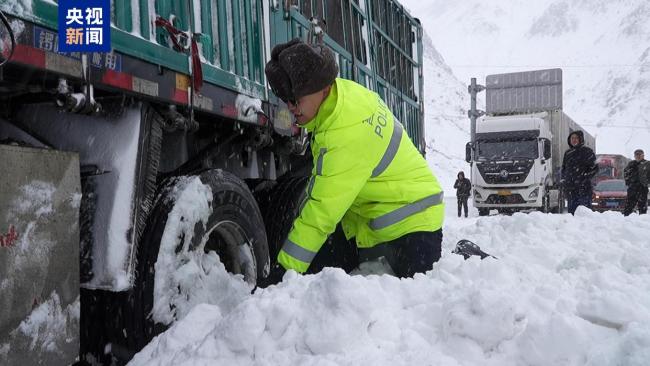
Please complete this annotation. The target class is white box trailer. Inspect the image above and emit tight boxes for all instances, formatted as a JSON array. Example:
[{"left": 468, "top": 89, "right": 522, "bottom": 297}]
[{"left": 548, "top": 110, "right": 596, "bottom": 177}]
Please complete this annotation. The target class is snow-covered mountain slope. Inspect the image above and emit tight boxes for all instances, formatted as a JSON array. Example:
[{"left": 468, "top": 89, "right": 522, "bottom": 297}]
[
  {"left": 403, "top": 0, "right": 650, "bottom": 156},
  {"left": 420, "top": 33, "right": 471, "bottom": 192}
]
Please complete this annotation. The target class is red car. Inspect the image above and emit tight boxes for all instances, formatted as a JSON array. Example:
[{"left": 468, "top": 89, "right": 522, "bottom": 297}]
[{"left": 592, "top": 179, "right": 627, "bottom": 212}]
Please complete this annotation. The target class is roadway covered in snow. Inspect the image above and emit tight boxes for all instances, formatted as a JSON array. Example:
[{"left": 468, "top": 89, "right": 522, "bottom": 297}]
[{"left": 129, "top": 200, "right": 650, "bottom": 366}]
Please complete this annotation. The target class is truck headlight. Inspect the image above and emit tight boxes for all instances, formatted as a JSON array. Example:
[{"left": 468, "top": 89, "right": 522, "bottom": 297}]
[
  {"left": 528, "top": 187, "right": 539, "bottom": 199},
  {"left": 474, "top": 189, "right": 482, "bottom": 199}
]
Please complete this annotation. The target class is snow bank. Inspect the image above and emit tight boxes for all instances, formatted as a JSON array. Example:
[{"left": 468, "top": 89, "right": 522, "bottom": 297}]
[{"left": 130, "top": 207, "right": 650, "bottom": 366}]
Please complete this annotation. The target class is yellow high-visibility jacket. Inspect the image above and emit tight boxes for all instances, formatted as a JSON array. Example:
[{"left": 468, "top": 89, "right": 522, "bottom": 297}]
[{"left": 278, "top": 78, "right": 444, "bottom": 272}]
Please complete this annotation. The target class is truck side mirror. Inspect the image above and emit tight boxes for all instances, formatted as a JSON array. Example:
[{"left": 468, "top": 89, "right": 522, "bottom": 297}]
[
  {"left": 465, "top": 142, "right": 472, "bottom": 163},
  {"left": 543, "top": 139, "right": 551, "bottom": 160}
]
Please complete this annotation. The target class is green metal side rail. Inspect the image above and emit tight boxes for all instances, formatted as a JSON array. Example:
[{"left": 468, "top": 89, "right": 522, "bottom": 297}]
[
  {"left": 3, "top": 0, "right": 423, "bottom": 149},
  {"left": 7, "top": 0, "right": 267, "bottom": 98},
  {"left": 271, "top": 0, "right": 424, "bottom": 149}
]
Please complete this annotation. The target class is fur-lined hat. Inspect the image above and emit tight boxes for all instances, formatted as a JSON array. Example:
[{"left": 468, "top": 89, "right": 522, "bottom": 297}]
[{"left": 265, "top": 39, "right": 338, "bottom": 102}]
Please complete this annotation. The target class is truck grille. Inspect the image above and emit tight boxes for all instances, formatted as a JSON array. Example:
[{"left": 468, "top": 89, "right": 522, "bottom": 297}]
[
  {"left": 477, "top": 160, "right": 534, "bottom": 184},
  {"left": 485, "top": 194, "right": 526, "bottom": 204}
]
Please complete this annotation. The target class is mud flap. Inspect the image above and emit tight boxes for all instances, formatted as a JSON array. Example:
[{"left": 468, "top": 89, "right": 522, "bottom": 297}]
[{"left": 0, "top": 144, "right": 80, "bottom": 366}]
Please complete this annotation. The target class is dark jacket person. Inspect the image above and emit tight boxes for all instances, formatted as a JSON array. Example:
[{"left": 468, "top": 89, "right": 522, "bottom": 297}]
[
  {"left": 561, "top": 131, "right": 597, "bottom": 215},
  {"left": 453, "top": 171, "right": 471, "bottom": 218},
  {"left": 623, "top": 149, "right": 648, "bottom": 216}
]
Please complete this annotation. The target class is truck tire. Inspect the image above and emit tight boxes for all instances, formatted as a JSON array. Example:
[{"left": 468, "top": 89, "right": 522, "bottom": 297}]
[
  {"left": 125, "top": 170, "right": 269, "bottom": 353},
  {"left": 540, "top": 190, "right": 551, "bottom": 213},
  {"left": 552, "top": 189, "right": 565, "bottom": 214},
  {"left": 260, "top": 175, "right": 310, "bottom": 258},
  {"left": 478, "top": 208, "right": 489, "bottom": 216},
  {"left": 260, "top": 175, "right": 358, "bottom": 274}
]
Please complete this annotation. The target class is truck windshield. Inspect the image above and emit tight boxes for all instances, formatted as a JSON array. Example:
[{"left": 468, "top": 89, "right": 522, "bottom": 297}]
[
  {"left": 596, "top": 166, "right": 613, "bottom": 178},
  {"left": 595, "top": 180, "right": 627, "bottom": 192},
  {"left": 477, "top": 139, "right": 538, "bottom": 161}
]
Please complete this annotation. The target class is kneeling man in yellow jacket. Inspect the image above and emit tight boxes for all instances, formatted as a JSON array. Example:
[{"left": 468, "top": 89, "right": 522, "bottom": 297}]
[{"left": 261, "top": 39, "right": 444, "bottom": 285}]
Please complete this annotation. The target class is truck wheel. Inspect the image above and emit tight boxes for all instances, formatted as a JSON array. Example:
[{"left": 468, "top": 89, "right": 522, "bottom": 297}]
[
  {"left": 126, "top": 170, "right": 269, "bottom": 352},
  {"left": 541, "top": 191, "right": 551, "bottom": 213},
  {"left": 260, "top": 175, "right": 310, "bottom": 258},
  {"left": 478, "top": 208, "right": 489, "bottom": 216},
  {"left": 260, "top": 175, "right": 358, "bottom": 274},
  {"left": 550, "top": 195, "right": 560, "bottom": 214},
  {"left": 551, "top": 190, "right": 565, "bottom": 214}
]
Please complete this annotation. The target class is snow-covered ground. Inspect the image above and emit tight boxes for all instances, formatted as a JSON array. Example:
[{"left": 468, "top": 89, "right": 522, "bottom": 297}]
[{"left": 129, "top": 198, "right": 650, "bottom": 366}]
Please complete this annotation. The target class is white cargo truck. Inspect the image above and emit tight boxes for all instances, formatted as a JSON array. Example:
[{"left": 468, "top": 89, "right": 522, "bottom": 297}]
[{"left": 465, "top": 69, "right": 595, "bottom": 215}]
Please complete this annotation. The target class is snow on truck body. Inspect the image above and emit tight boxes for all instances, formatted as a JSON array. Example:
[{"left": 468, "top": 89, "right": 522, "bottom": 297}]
[{"left": 0, "top": 0, "right": 424, "bottom": 364}]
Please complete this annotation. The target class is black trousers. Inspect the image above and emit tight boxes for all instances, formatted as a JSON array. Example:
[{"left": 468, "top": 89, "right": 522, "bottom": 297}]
[
  {"left": 457, "top": 196, "right": 469, "bottom": 217},
  {"left": 624, "top": 185, "right": 649, "bottom": 216},
  {"left": 567, "top": 190, "right": 592, "bottom": 215},
  {"left": 358, "top": 230, "right": 443, "bottom": 278},
  {"left": 307, "top": 225, "right": 443, "bottom": 278}
]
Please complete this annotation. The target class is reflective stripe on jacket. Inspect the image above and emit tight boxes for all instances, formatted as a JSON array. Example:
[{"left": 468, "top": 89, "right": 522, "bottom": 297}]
[{"left": 277, "top": 78, "right": 444, "bottom": 273}]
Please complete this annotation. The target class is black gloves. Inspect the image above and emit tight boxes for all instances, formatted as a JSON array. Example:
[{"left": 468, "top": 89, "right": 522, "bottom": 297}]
[{"left": 255, "top": 263, "right": 286, "bottom": 289}]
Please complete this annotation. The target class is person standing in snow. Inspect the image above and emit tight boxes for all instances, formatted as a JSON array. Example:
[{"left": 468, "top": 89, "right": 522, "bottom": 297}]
[
  {"left": 623, "top": 149, "right": 649, "bottom": 216},
  {"left": 561, "top": 131, "right": 597, "bottom": 215},
  {"left": 259, "top": 39, "right": 444, "bottom": 285},
  {"left": 453, "top": 171, "right": 471, "bottom": 218}
]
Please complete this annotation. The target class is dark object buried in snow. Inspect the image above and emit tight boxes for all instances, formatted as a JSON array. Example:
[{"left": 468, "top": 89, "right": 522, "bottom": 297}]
[{"left": 453, "top": 240, "right": 496, "bottom": 260}]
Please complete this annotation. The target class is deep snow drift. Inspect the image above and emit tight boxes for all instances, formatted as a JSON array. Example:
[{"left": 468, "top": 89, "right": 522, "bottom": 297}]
[{"left": 129, "top": 201, "right": 650, "bottom": 366}]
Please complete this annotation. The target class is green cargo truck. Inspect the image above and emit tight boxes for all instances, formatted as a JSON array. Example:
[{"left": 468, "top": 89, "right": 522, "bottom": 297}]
[{"left": 0, "top": 0, "right": 424, "bottom": 364}]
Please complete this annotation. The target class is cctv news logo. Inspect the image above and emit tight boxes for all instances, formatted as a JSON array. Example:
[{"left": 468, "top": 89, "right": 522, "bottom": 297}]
[{"left": 58, "top": 0, "right": 111, "bottom": 52}]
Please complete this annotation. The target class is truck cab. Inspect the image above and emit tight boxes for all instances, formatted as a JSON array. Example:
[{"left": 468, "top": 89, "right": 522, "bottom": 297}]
[{"left": 468, "top": 113, "right": 554, "bottom": 215}]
